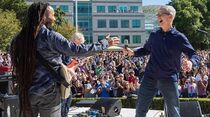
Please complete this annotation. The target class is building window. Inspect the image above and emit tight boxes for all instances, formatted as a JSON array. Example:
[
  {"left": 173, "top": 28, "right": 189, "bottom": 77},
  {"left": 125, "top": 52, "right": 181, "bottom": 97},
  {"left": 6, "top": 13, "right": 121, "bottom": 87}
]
[
  {"left": 132, "top": 20, "right": 141, "bottom": 28},
  {"left": 51, "top": 5, "right": 57, "bottom": 10},
  {"left": 108, "top": 6, "right": 116, "bottom": 13},
  {"left": 97, "top": 20, "right": 106, "bottom": 28},
  {"left": 109, "top": 20, "right": 118, "bottom": 28},
  {"left": 121, "top": 20, "right": 129, "bottom": 28},
  {"left": 133, "top": 35, "right": 141, "bottom": 44},
  {"left": 77, "top": 3, "right": 92, "bottom": 16},
  {"left": 78, "top": 21, "right": 89, "bottom": 31},
  {"left": 97, "top": 6, "right": 105, "bottom": 13},
  {"left": 60, "top": 5, "right": 69, "bottom": 12},
  {"left": 85, "top": 35, "right": 92, "bottom": 43},
  {"left": 121, "top": 35, "right": 130, "bottom": 44},
  {"left": 119, "top": 5, "right": 128, "bottom": 13},
  {"left": 130, "top": 6, "right": 138, "bottom": 12},
  {"left": 98, "top": 35, "right": 104, "bottom": 41}
]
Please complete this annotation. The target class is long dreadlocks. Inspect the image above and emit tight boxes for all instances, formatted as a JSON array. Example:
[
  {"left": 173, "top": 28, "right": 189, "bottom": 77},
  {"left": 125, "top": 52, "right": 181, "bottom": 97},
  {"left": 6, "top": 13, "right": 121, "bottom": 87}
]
[{"left": 10, "top": 2, "right": 49, "bottom": 117}]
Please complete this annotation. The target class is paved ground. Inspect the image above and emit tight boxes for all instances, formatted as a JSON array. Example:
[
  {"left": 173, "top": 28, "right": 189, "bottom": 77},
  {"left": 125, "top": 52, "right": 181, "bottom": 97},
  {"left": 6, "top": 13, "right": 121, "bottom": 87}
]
[{"left": 68, "top": 107, "right": 164, "bottom": 117}]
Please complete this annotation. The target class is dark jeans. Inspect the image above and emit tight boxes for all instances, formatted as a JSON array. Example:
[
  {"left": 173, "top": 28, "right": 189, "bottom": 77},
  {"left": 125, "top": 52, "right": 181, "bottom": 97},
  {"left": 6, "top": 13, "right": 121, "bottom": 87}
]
[
  {"left": 30, "top": 86, "right": 61, "bottom": 117},
  {"left": 188, "top": 93, "right": 197, "bottom": 98},
  {"left": 135, "top": 76, "right": 180, "bottom": 117}
]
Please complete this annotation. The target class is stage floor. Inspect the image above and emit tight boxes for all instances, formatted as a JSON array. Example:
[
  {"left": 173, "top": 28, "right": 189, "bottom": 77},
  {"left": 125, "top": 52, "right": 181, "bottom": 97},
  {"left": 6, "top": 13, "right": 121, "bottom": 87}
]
[{"left": 67, "top": 107, "right": 164, "bottom": 117}]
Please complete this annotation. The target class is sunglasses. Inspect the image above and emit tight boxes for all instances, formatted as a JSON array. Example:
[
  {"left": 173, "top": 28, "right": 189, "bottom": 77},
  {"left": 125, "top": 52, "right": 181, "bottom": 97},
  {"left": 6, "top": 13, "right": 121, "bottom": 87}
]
[{"left": 156, "top": 13, "right": 171, "bottom": 17}]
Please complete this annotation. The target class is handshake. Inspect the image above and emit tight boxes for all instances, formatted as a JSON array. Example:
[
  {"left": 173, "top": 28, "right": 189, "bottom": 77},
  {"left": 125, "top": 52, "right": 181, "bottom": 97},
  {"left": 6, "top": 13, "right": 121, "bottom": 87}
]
[
  {"left": 71, "top": 32, "right": 133, "bottom": 56},
  {"left": 106, "top": 33, "right": 134, "bottom": 56}
]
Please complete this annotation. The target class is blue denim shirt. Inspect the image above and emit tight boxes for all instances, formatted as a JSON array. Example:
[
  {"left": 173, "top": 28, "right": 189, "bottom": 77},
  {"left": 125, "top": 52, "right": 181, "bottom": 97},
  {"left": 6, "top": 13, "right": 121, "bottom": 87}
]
[
  {"left": 30, "top": 25, "right": 109, "bottom": 95},
  {"left": 133, "top": 27, "right": 200, "bottom": 81}
]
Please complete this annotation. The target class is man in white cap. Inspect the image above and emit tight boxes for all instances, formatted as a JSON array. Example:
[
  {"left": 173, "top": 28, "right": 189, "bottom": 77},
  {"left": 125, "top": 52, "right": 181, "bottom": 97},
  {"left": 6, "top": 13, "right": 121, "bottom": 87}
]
[{"left": 124, "top": 5, "right": 200, "bottom": 117}]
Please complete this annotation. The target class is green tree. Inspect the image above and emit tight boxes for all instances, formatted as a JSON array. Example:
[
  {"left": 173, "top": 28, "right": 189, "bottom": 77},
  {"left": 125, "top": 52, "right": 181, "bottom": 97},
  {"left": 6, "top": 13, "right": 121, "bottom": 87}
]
[
  {"left": 169, "top": 0, "right": 209, "bottom": 49},
  {"left": 54, "top": 7, "right": 66, "bottom": 26},
  {"left": 191, "top": 0, "right": 209, "bottom": 49},
  {"left": 53, "top": 7, "right": 76, "bottom": 39},
  {"left": 203, "top": 1, "right": 210, "bottom": 49},
  {"left": 0, "top": 9, "right": 20, "bottom": 51},
  {"left": 54, "top": 21, "right": 76, "bottom": 39},
  {"left": 204, "top": 1, "right": 210, "bottom": 28},
  {"left": 0, "top": 0, "right": 28, "bottom": 25}
]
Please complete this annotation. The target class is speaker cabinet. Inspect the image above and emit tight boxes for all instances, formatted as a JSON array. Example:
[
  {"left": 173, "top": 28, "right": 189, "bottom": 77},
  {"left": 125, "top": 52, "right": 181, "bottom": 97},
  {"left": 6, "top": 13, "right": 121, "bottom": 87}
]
[
  {"left": 0, "top": 79, "right": 13, "bottom": 95},
  {"left": 180, "top": 101, "right": 202, "bottom": 117},
  {"left": 0, "top": 82, "right": 8, "bottom": 94},
  {"left": 76, "top": 100, "right": 97, "bottom": 107},
  {"left": 0, "top": 95, "right": 19, "bottom": 117},
  {"left": 90, "top": 98, "right": 122, "bottom": 117}
]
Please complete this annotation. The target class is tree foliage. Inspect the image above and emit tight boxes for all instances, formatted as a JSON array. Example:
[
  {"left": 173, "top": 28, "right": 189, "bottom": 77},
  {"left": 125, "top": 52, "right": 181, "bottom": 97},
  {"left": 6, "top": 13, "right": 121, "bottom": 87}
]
[
  {"left": 0, "top": 0, "right": 28, "bottom": 25},
  {"left": 54, "top": 21, "right": 76, "bottom": 39},
  {"left": 54, "top": 7, "right": 66, "bottom": 26},
  {"left": 204, "top": 1, "right": 210, "bottom": 28},
  {"left": 53, "top": 7, "right": 76, "bottom": 39},
  {"left": 0, "top": 9, "right": 20, "bottom": 51},
  {"left": 0, "top": 0, "right": 76, "bottom": 52},
  {"left": 169, "top": 0, "right": 210, "bottom": 49}
]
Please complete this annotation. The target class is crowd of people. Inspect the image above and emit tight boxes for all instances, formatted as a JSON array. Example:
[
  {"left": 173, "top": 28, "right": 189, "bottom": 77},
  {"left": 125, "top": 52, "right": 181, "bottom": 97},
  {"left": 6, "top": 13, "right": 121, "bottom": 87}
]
[
  {"left": 0, "top": 51, "right": 11, "bottom": 66},
  {"left": 67, "top": 50, "right": 210, "bottom": 99},
  {"left": 179, "top": 50, "right": 210, "bottom": 98},
  {"left": 1, "top": 49, "right": 209, "bottom": 98},
  {"left": 70, "top": 51, "right": 142, "bottom": 98},
  {"left": 0, "top": 51, "right": 12, "bottom": 75}
]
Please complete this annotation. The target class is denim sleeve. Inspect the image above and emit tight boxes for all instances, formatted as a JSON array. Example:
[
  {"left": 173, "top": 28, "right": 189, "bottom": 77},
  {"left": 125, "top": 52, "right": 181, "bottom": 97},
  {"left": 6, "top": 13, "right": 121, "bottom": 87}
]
[
  {"left": 62, "top": 56, "right": 72, "bottom": 65},
  {"left": 47, "top": 30, "right": 109, "bottom": 57},
  {"left": 180, "top": 33, "right": 200, "bottom": 67}
]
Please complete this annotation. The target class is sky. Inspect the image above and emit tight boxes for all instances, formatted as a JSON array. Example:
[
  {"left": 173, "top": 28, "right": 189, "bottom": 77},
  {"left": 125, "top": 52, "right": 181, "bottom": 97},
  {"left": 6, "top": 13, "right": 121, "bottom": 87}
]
[{"left": 142, "top": 0, "right": 171, "bottom": 6}]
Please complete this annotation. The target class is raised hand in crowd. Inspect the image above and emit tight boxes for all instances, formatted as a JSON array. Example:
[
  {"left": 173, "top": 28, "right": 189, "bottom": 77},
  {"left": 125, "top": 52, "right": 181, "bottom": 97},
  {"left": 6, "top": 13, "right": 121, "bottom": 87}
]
[
  {"left": 181, "top": 57, "right": 193, "bottom": 73},
  {"left": 104, "top": 33, "right": 120, "bottom": 46}
]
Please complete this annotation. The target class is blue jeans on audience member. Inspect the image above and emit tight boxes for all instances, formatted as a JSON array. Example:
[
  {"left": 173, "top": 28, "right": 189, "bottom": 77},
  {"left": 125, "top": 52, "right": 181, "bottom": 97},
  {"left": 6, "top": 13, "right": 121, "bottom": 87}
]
[
  {"left": 61, "top": 95, "right": 72, "bottom": 117},
  {"left": 135, "top": 76, "right": 180, "bottom": 117},
  {"left": 188, "top": 93, "right": 197, "bottom": 98}
]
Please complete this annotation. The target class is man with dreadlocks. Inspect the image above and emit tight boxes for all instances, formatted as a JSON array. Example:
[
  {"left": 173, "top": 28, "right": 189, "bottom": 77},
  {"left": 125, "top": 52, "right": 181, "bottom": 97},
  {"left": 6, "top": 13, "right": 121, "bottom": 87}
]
[{"left": 10, "top": 2, "right": 119, "bottom": 117}]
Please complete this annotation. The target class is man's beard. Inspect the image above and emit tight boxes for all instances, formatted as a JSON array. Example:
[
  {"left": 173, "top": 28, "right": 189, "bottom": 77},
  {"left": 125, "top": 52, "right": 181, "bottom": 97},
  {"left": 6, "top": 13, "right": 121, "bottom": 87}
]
[{"left": 45, "top": 21, "right": 53, "bottom": 29}]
